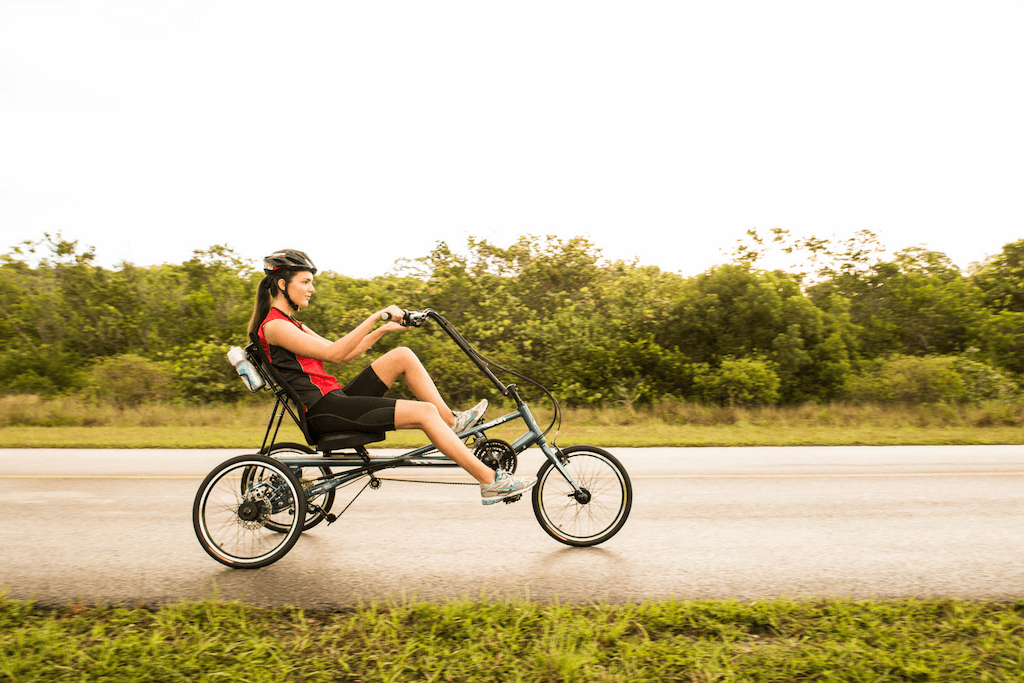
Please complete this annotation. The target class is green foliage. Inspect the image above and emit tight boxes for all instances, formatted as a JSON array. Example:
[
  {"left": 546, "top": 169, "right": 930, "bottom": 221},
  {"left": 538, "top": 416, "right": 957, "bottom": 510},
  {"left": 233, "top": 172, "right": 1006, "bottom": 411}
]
[
  {"left": 166, "top": 339, "right": 250, "bottom": 403},
  {"left": 4, "top": 231, "right": 1024, "bottom": 407},
  {"left": 693, "top": 356, "right": 782, "bottom": 406},
  {"left": 950, "top": 352, "right": 1020, "bottom": 401},
  {"left": 810, "top": 247, "right": 983, "bottom": 358},
  {"left": 0, "top": 344, "right": 89, "bottom": 397},
  {"left": 846, "top": 355, "right": 959, "bottom": 404},
  {"left": 971, "top": 238, "right": 1024, "bottom": 312},
  {"left": 974, "top": 310, "right": 1024, "bottom": 375},
  {"left": 657, "top": 265, "right": 853, "bottom": 402},
  {"left": 87, "top": 354, "right": 178, "bottom": 408},
  {"left": 845, "top": 353, "right": 1020, "bottom": 405}
]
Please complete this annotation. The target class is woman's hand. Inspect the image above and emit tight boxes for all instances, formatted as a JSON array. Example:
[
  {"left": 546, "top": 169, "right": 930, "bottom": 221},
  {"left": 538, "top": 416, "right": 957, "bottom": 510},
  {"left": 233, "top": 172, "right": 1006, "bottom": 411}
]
[
  {"left": 380, "top": 304, "right": 405, "bottom": 320},
  {"left": 378, "top": 305, "right": 409, "bottom": 331}
]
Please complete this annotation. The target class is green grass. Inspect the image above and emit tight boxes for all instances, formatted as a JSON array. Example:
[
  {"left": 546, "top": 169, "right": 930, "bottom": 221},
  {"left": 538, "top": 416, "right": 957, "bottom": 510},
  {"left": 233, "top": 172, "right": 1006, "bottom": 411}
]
[
  {"left": 3, "top": 395, "right": 1024, "bottom": 448},
  {"left": 2, "top": 595, "right": 1023, "bottom": 682}
]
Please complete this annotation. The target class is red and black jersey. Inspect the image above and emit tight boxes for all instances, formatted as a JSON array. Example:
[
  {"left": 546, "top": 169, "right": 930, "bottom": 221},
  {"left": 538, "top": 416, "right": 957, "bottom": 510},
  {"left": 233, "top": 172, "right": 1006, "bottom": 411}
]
[{"left": 258, "top": 308, "right": 341, "bottom": 410}]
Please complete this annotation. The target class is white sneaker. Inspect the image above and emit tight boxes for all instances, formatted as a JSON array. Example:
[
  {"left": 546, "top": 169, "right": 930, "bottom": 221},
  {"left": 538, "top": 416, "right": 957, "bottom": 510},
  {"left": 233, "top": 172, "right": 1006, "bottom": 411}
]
[
  {"left": 452, "top": 399, "right": 487, "bottom": 434},
  {"left": 480, "top": 469, "right": 536, "bottom": 505}
]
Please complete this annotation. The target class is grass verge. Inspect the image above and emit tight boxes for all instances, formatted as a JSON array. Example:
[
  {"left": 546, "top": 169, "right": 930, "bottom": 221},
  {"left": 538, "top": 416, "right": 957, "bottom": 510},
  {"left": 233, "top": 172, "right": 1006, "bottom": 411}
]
[
  {"left": 2, "top": 595, "right": 1023, "bottom": 682},
  {"left": 3, "top": 396, "right": 1024, "bottom": 448}
]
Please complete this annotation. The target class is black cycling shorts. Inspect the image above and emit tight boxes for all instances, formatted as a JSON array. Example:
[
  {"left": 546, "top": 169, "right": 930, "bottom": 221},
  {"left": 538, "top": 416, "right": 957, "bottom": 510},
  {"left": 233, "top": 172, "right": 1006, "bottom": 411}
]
[{"left": 305, "top": 365, "right": 397, "bottom": 434}]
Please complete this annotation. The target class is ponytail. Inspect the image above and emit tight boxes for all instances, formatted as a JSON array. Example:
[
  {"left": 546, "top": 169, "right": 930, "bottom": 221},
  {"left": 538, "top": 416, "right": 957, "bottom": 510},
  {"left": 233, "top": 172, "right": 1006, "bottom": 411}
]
[
  {"left": 247, "top": 270, "right": 302, "bottom": 337},
  {"left": 247, "top": 275, "right": 275, "bottom": 338}
]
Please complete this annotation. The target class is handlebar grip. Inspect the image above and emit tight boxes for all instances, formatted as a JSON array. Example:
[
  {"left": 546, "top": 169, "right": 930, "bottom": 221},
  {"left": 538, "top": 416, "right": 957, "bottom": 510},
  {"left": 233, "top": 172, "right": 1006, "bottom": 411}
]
[{"left": 380, "top": 312, "right": 392, "bottom": 321}]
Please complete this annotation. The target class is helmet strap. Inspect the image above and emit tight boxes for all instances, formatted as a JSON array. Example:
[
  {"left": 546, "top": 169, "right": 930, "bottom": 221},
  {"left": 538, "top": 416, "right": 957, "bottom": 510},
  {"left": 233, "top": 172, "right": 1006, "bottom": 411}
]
[
  {"left": 283, "top": 289, "right": 300, "bottom": 312},
  {"left": 275, "top": 273, "right": 300, "bottom": 312}
]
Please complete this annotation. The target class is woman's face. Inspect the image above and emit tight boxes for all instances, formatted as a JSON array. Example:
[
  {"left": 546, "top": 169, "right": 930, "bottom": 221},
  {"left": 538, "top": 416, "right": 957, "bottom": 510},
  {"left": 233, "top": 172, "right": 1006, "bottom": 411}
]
[{"left": 281, "top": 270, "right": 315, "bottom": 308}]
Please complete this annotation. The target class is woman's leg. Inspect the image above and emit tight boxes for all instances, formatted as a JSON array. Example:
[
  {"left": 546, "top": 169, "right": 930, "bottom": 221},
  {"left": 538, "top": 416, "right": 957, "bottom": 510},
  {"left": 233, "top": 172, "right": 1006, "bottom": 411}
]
[
  {"left": 394, "top": 399, "right": 494, "bottom": 484},
  {"left": 371, "top": 348, "right": 456, "bottom": 427}
]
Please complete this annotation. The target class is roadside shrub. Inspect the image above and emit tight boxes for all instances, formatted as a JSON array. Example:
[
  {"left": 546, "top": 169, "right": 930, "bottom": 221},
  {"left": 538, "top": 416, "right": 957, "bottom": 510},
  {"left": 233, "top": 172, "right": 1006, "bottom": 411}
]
[
  {"left": 846, "top": 355, "right": 965, "bottom": 404},
  {"left": 975, "top": 311, "right": 1024, "bottom": 375},
  {"left": 167, "top": 339, "right": 249, "bottom": 403},
  {"left": 88, "top": 354, "right": 178, "bottom": 408},
  {"left": 951, "top": 353, "right": 1019, "bottom": 401},
  {"left": 692, "top": 357, "right": 781, "bottom": 406},
  {"left": 0, "top": 344, "right": 89, "bottom": 397},
  {"left": 553, "top": 338, "right": 692, "bottom": 408}
]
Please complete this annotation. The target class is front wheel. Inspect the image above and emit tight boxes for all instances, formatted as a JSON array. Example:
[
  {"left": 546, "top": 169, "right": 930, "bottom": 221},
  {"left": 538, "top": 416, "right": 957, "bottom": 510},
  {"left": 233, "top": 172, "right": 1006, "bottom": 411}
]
[
  {"left": 193, "top": 454, "right": 306, "bottom": 569},
  {"left": 532, "top": 445, "right": 631, "bottom": 547}
]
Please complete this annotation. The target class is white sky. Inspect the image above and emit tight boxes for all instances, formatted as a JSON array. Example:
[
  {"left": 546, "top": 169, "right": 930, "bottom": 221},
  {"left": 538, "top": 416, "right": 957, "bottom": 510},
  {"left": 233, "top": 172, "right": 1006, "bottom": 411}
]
[{"left": 2, "top": 1, "right": 1022, "bottom": 277}]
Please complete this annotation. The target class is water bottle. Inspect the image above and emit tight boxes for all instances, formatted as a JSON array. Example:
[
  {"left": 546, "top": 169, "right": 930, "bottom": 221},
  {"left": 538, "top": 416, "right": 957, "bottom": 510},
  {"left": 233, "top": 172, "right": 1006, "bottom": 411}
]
[{"left": 227, "top": 346, "right": 265, "bottom": 392}]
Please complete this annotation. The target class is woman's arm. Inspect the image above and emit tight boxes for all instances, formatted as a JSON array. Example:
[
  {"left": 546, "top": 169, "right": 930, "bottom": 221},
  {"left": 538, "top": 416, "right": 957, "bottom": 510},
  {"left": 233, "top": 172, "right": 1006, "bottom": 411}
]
[{"left": 263, "top": 305, "right": 407, "bottom": 364}]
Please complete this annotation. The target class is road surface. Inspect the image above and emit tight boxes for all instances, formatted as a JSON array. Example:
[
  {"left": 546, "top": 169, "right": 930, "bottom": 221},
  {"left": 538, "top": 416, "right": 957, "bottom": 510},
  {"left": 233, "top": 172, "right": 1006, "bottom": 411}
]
[{"left": 1, "top": 446, "right": 1021, "bottom": 607}]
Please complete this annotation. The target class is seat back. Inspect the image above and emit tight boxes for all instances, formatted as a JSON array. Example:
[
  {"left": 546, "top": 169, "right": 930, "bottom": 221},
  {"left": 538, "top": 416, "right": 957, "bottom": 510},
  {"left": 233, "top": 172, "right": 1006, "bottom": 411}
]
[
  {"left": 246, "top": 333, "right": 385, "bottom": 452},
  {"left": 247, "top": 333, "right": 317, "bottom": 444}
]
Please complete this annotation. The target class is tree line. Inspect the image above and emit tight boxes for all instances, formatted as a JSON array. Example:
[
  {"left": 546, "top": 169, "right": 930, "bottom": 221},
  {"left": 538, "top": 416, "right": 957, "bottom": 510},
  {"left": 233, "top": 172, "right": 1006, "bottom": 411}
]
[{"left": 2, "top": 230, "right": 1023, "bottom": 408}]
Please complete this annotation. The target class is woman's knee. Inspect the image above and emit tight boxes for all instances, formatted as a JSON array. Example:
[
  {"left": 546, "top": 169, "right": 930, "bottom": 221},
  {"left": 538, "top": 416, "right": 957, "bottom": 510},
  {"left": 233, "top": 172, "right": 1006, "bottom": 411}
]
[
  {"left": 371, "top": 347, "right": 414, "bottom": 383},
  {"left": 392, "top": 346, "right": 420, "bottom": 366},
  {"left": 377, "top": 347, "right": 417, "bottom": 370},
  {"left": 395, "top": 399, "right": 440, "bottom": 429}
]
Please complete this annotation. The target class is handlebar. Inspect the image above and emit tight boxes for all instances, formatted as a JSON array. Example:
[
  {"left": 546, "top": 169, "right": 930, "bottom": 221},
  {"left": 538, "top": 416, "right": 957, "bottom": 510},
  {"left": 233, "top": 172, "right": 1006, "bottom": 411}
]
[
  {"left": 378, "top": 306, "right": 562, "bottom": 436},
  {"left": 379, "top": 309, "right": 430, "bottom": 328},
  {"left": 380, "top": 308, "right": 506, "bottom": 393}
]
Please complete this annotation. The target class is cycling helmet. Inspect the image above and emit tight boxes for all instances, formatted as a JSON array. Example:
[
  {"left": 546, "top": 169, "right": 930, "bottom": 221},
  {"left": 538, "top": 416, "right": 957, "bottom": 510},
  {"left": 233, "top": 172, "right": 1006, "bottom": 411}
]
[
  {"left": 262, "top": 249, "right": 316, "bottom": 312},
  {"left": 263, "top": 249, "right": 317, "bottom": 275}
]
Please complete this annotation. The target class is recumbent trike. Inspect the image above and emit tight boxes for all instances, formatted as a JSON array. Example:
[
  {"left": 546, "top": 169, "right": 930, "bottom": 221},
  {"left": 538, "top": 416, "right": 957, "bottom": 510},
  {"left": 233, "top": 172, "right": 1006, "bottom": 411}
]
[{"left": 192, "top": 309, "right": 632, "bottom": 569}]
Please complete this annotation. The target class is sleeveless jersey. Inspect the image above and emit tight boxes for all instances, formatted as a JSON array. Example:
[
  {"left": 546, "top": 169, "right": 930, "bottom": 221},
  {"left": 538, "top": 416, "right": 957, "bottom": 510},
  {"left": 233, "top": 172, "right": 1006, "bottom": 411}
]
[{"left": 258, "top": 308, "right": 342, "bottom": 409}]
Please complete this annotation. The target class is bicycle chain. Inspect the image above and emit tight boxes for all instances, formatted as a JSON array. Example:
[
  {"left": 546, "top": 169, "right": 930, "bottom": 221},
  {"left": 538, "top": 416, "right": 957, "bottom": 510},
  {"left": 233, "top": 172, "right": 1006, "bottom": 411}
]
[
  {"left": 323, "top": 459, "right": 531, "bottom": 525},
  {"left": 377, "top": 477, "right": 476, "bottom": 486}
]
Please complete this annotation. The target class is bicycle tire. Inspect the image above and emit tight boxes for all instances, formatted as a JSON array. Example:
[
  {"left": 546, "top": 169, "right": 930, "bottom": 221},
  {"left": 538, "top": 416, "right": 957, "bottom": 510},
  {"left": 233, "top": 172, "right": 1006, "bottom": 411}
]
[
  {"left": 193, "top": 454, "right": 306, "bottom": 569},
  {"left": 532, "top": 445, "right": 631, "bottom": 547}
]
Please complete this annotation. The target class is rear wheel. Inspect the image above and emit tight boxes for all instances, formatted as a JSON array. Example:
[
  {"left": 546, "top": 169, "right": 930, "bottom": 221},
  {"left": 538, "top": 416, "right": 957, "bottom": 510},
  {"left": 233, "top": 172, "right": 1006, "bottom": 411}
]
[
  {"left": 532, "top": 445, "right": 631, "bottom": 547},
  {"left": 193, "top": 454, "right": 306, "bottom": 569}
]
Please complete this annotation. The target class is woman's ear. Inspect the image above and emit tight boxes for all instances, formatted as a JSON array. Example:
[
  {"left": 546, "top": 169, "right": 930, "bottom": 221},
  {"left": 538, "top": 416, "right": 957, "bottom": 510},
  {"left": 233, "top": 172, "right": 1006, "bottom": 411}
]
[{"left": 276, "top": 277, "right": 287, "bottom": 293}]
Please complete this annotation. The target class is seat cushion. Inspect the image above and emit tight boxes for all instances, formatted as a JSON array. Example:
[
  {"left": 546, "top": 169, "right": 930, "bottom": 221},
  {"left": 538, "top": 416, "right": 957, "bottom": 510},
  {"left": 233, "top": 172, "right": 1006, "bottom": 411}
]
[{"left": 316, "top": 431, "right": 386, "bottom": 452}]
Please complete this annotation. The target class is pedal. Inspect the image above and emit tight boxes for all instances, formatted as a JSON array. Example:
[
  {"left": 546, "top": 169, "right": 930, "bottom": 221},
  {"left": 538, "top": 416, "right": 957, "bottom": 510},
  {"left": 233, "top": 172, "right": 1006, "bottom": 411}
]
[
  {"left": 502, "top": 494, "right": 522, "bottom": 505},
  {"left": 325, "top": 513, "right": 337, "bottom": 525}
]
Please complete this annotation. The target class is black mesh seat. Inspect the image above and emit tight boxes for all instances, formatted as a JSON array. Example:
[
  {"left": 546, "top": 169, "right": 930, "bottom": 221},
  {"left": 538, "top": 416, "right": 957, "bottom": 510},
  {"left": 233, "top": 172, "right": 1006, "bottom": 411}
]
[{"left": 246, "top": 333, "right": 386, "bottom": 453}]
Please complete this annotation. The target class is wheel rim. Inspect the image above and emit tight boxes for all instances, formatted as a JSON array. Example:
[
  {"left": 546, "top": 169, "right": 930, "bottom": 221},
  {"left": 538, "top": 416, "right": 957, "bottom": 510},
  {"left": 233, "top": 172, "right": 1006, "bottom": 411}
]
[
  {"left": 536, "top": 451, "right": 628, "bottom": 543},
  {"left": 198, "top": 461, "right": 302, "bottom": 565}
]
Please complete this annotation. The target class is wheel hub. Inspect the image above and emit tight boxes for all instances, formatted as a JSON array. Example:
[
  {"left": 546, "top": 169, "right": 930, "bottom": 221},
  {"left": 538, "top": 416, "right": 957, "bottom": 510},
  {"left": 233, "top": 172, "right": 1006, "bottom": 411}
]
[
  {"left": 572, "top": 488, "right": 592, "bottom": 505},
  {"left": 237, "top": 500, "right": 263, "bottom": 522}
]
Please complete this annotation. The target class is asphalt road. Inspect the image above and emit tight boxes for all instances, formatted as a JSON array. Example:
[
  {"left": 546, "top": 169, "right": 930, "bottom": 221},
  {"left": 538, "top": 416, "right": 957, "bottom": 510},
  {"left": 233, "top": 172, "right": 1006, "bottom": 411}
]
[{"left": 1, "top": 446, "right": 1022, "bottom": 607}]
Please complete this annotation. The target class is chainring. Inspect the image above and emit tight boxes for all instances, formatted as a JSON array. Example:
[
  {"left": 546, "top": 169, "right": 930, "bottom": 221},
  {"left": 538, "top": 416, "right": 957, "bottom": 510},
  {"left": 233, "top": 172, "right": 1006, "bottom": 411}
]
[{"left": 473, "top": 438, "right": 518, "bottom": 475}]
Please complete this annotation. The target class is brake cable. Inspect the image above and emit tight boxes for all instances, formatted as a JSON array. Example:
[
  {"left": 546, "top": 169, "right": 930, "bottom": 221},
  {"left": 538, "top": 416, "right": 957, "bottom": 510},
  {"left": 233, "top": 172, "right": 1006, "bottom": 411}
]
[
  {"left": 404, "top": 309, "right": 563, "bottom": 444},
  {"left": 477, "top": 353, "right": 562, "bottom": 442}
]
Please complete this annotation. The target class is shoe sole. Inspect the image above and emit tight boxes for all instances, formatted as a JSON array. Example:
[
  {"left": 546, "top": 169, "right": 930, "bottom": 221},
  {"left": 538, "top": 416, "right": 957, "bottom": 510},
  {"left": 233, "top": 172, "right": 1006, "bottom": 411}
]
[{"left": 454, "top": 409, "right": 486, "bottom": 436}]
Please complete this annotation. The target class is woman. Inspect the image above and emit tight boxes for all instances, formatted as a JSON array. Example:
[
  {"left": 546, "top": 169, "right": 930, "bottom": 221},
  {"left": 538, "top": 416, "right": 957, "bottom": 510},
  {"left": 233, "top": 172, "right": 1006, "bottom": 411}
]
[{"left": 248, "top": 249, "right": 535, "bottom": 505}]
